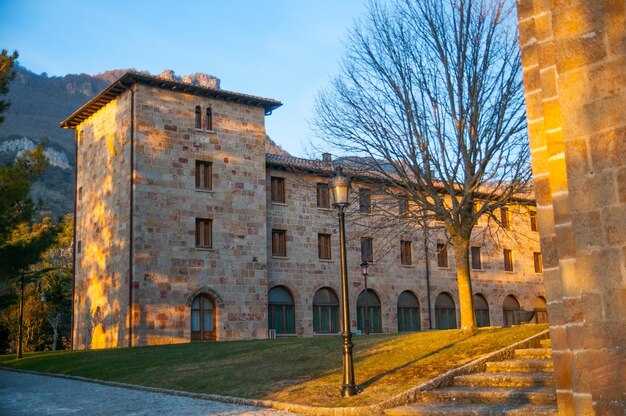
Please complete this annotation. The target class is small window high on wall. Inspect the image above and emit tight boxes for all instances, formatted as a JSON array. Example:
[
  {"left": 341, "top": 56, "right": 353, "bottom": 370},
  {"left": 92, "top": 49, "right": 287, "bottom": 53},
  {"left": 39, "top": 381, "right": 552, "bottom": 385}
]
[
  {"left": 205, "top": 107, "right": 213, "bottom": 130},
  {"left": 195, "top": 106, "right": 201, "bottom": 129}
]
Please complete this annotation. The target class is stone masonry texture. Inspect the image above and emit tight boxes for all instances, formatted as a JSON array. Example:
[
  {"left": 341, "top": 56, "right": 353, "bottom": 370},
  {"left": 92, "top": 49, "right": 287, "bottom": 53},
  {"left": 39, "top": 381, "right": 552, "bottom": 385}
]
[
  {"left": 70, "top": 73, "right": 546, "bottom": 352},
  {"left": 516, "top": 0, "right": 625, "bottom": 414}
]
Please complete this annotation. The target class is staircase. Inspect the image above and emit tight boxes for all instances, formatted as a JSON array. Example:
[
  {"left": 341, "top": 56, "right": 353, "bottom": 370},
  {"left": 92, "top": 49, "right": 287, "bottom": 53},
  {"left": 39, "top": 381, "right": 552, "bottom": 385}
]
[{"left": 385, "top": 339, "right": 557, "bottom": 416}]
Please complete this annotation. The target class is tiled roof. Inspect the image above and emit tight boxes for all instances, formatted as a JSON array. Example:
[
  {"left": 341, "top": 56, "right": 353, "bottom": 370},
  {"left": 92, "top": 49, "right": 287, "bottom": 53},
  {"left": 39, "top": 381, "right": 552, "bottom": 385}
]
[
  {"left": 60, "top": 71, "right": 282, "bottom": 129},
  {"left": 265, "top": 153, "right": 336, "bottom": 175}
]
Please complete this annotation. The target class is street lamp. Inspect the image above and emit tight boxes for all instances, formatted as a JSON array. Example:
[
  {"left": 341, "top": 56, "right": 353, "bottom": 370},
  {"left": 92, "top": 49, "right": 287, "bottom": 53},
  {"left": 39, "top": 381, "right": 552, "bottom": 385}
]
[
  {"left": 17, "top": 270, "right": 25, "bottom": 359},
  {"left": 329, "top": 166, "right": 357, "bottom": 397},
  {"left": 360, "top": 261, "right": 369, "bottom": 335}
]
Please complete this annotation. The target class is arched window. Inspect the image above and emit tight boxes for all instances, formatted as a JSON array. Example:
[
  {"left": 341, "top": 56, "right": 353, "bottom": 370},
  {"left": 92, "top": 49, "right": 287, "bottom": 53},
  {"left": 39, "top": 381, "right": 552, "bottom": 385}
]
[
  {"left": 268, "top": 286, "right": 295, "bottom": 334},
  {"left": 191, "top": 294, "right": 216, "bottom": 341},
  {"left": 435, "top": 292, "right": 457, "bottom": 329},
  {"left": 357, "top": 289, "right": 382, "bottom": 333},
  {"left": 313, "top": 287, "right": 339, "bottom": 333},
  {"left": 205, "top": 107, "right": 213, "bottom": 130},
  {"left": 473, "top": 293, "right": 490, "bottom": 327},
  {"left": 397, "top": 291, "right": 420, "bottom": 332},
  {"left": 503, "top": 295, "right": 521, "bottom": 326},
  {"left": 194, "top": 105, "right": 201, "bottom": 129},
  {"left": 533, "top": 296, "right": 548, "bottom": 323}
]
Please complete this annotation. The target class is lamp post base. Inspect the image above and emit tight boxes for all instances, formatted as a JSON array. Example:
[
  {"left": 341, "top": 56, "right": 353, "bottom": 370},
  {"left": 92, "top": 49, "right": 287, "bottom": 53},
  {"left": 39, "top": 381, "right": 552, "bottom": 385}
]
[{"left": 342, "top": 384, "right": 358, "bottom": 397}]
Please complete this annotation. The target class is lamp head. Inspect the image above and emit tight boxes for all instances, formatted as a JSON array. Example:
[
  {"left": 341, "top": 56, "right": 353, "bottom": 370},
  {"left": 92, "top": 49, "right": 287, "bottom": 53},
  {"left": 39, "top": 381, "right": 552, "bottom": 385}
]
[
  {"left": 360, "top": 261, "right": 369, "bottom": 276},
  {"left": 330, "top": 166, "right": 351, "bottom": 207}
]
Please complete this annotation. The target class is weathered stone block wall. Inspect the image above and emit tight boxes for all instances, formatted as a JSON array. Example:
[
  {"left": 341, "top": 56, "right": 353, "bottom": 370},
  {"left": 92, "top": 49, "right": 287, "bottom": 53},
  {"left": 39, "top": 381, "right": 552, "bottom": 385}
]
[
  {"left": 74, "top": 93, "right": 132, "bottom": 350},
  {"left": 131, "top": 84, "right": 269, "bottom": 345},
  {"left": 517, "top": 0, "right": 625, "bottom": 414},
  {"left": 266, "top": 168, "right": 544, "bottom": 334}
]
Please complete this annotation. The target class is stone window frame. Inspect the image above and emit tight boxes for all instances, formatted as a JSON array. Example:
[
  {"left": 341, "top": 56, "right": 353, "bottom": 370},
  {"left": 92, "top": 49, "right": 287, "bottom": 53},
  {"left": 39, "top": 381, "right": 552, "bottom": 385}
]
[
  {"left": 503, "top": 248, "right": 514, "bottom": 272},
  {"left": 204, "top": 107, "right": 213, "bottom": 131},
  {"left": 195, "top": 160, "right": 212, "bottom": 191},
  {"left": 529, "top": 210, "right": 538, "bottom": 232},
  {"left": 471, "top": 246, "right": 483, "bottom": 270},
  {"left": 361, "top": 237, "right": 374, "bottom": 263},
  {"left": 316, "top": 183, "right": 330, "bottom": 208},
  {"left": 195, "top": 218, "right": 213, "bottom": 248},
  {"left": 533, "top": 252, "right": 543, "bottom": 273},
  {"left": 400, "top": 240, "right": 412, "bottom": 265},
  {"left": 359, "top": 188, "right": 371, "bottom": 213},
  {"left": 318, "top": 233, "right": 332, "bottom": 260},
  {"left": 272, "top": 229, "right": 287, "bottom": 257},
  {"left": 194, "top": 105, "right": 202, "bottom": 130},
  {"left": 500, "top": 207, "right": 511, "bottom": 229},
  {"left": 437, "top": 243, "right": 449, "bottom": 268},
  {"left": 271, "top": 176, "right": 286, "bottom": 204}
]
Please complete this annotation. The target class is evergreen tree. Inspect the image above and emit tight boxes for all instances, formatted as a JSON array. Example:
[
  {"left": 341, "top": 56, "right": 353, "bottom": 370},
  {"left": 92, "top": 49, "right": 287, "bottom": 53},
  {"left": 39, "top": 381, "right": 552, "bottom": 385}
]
[{"left": 0, "top": 49, "right": 19, "bottom": 124}]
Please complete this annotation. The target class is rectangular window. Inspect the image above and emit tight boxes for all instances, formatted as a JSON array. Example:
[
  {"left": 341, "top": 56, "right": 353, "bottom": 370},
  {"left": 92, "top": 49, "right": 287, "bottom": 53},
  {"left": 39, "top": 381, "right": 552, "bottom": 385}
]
[
  {"left": 77, "top": 240, "right": 82, "bottom": 254},
  {"left": 361, "top": 237, "right": 373, "bottom": 262},
  {"left": 398, "top": 197, "right": 408, "bottom": 215},
  {"left": 534, "top": 252, "right": 543, "bottom": 273},
  {"left": 400, "top": 240, "right": 412, "bottom": 265},
  {"left": 316, "top": 183, "right": 330, "bottom": 208},
  {"left": 78, "top": 186, "right": 83, "bottom": 200},
  {"left": 359, "top": 189, "right": 371, "bottom": 213},
  {"left": 437, "top": 243, "right": 449, "bottom": 268},
  {"left": 195, "top": 160, "right": 212, "bottom": 190},
  {"left": 501, "top": 207, "right": 511, "bottom": 229},
  {"left": 271, "top": 177, "right": 285, "bottom": 203},
  {"left": 473, "top": 201, "right": 480, "bottom": 215},
  {"left": 195, "top": 218, "right": 212, "bottom": 248},
  {"left": 530, "top": 211, "right": 538, "bottom": 232},
  {"left": 471, "top": 246, "right": 482, "bottom": 270},
  {"left": 318, "top": 233, "right": 332, "bottom": 260},
  {"left": 272, "top": 229, "right": 287, "bottom": 257},
  {"left": 503, "top": 248, "right": 514, "bottom": 271}
]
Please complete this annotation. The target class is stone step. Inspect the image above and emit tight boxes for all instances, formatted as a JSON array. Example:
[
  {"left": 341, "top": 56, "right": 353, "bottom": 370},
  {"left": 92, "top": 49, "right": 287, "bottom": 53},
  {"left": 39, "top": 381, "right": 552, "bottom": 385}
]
[
  {"left": 540, "top": 339, "right": 551, "bottom": 348},
  {"left": 514, "top": 348, "right": 553, "bottom": 359},
  {"left": 419, "top": 386, "right": 556, "bottom": 405},
  {"left": 454, "top": 372, "right": 555, "bottom": 388},
  {"left": 486, "top": 358, "right": 554, "bottom": 373},
  {"left": 384, "top": 402, "right": 558, "bottom": 416}
]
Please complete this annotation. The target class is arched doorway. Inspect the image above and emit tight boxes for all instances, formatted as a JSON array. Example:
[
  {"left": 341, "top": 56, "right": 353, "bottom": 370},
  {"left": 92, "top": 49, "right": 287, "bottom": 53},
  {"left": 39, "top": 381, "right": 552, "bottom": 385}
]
[
  {"left": 357, "top": 289, "right": 382, "bottom": 333},
  {"left": 435, "top": 292, "right": 457, "bottom": 329},
  {"left": 473, "top": 293, "right": 490, "bottom": 327},
  {"left": 268, "top": 286, "right": 295, "bottom": 334},
  {"left": 397, "top": 291, "right": 421, "bottom": 332},
  {"left": 503, "top": 295, "right": 521, "bottom": 326},
  {"left": 533, "top": 296, "right": 548, "bottom": 323},
  {"left": 313, "top": 287, "right": 339, "bottom": 333},
  {"left": 191, "top": 294, "right": 216, "bottom": 341}
]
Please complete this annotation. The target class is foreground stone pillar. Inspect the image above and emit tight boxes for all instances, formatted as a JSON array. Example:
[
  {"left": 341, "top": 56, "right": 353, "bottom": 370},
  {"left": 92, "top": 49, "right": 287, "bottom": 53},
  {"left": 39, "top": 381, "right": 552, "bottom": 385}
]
[{"left": 516, "top": 1, "right": 625, "bottom": 414}]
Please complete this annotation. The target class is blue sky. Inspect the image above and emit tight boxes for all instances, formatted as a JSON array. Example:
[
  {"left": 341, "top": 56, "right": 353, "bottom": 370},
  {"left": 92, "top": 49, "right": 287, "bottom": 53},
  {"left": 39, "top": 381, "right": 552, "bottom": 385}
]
[{"left": 0, "top": 0, "right": 369, "bottom": 156}]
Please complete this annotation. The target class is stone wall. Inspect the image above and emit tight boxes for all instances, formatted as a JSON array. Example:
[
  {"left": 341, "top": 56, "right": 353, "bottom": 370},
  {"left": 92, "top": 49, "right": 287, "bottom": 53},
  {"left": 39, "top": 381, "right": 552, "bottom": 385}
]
[
  {"left": 74, "top": 92, "right": 132, "bottom": 350},
  {"left": 266, "top": 167, "right": 545, "bottom": 334},
  {"left": 517, "top": 0, "right": 625, "bottom": 414},
  {"left": 130, "top": 84, "right": 269, "bottom": 345}
]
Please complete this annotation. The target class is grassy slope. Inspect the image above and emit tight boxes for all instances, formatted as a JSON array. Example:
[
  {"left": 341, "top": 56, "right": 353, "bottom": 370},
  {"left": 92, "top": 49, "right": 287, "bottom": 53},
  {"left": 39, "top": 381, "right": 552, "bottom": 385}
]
[{"left": 0, "top": 325, "right": 547, "bottom": 407}]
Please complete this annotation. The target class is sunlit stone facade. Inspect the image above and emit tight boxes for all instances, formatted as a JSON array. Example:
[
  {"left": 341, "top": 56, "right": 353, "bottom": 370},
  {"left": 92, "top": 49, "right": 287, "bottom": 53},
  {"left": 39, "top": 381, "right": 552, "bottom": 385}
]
[{"left": 65, "top": 72, "right": 545, "bottom": 350}]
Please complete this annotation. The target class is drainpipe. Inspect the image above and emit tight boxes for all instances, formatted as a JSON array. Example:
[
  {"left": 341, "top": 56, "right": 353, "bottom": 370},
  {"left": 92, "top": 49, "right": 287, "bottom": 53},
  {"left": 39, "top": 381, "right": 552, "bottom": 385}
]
[{"left": 128, "top": 85, "right": 135, "bottom": 347}]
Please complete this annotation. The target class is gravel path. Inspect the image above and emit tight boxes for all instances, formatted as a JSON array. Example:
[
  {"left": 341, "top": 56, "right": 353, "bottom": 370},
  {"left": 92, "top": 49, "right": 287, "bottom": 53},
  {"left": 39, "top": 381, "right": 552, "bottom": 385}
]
[{"left": 0, "top": 369, "right": 298, "bottom": 416}]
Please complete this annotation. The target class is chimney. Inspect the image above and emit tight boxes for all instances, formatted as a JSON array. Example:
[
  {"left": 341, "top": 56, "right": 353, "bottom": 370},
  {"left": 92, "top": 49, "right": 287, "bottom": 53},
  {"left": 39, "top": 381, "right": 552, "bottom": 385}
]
[{"left": 322, "top": 153, "right": 332, "bottom": 162}]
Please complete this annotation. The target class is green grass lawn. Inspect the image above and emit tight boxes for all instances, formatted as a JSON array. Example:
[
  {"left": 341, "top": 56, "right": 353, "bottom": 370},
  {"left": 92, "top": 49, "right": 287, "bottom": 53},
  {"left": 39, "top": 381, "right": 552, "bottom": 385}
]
[{"left": 0, "top": 324, "right": 547, "bottom": 407}]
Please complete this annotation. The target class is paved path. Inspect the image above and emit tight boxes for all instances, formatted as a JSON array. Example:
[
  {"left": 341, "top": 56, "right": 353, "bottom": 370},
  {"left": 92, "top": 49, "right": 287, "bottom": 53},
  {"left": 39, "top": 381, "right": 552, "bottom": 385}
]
[{"left": 0, "top": 370, "right": 298, "bottom": 416}]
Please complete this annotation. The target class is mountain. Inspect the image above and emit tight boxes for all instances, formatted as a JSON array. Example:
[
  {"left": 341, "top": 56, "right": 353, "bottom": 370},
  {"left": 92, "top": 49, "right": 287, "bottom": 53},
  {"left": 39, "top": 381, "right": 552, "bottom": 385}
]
[{"left": 0, "top": 65, "right": 286, "bottom": 218}]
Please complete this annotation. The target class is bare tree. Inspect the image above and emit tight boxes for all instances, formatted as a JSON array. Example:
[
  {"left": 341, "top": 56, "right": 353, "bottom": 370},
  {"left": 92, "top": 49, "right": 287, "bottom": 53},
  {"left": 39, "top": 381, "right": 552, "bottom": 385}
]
[{"left": 314, "top": 0, "right": 531, "bottom": 332}]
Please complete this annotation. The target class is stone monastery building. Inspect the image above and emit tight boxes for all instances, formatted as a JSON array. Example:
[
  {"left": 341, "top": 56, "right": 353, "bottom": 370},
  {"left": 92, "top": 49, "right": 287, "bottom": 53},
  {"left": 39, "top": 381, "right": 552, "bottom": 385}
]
[{"left": 62, "top": 72, "right": 546, "bottom": 349}]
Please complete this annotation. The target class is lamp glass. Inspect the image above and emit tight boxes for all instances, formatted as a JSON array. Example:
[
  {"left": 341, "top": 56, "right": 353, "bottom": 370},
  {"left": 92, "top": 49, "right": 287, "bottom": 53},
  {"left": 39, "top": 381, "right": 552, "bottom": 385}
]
[
  {"left": 361, "top": 261, "right": 369, "bottom": 276},
  {"left": 330, "top": 168, "right": 351, "bottom": 207}
]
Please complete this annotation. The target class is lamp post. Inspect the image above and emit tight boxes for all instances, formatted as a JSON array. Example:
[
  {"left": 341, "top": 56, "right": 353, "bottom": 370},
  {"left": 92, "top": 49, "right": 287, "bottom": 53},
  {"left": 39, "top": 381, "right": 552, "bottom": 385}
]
[
  {"left": 17, "top": 270, "right": 24, "bottom": 359},
  {"left": 360, "top": 261, "right": 369, "bottom": 335},
  {"left": 329, "top": 166, "right": 357, "bottom": 397}
]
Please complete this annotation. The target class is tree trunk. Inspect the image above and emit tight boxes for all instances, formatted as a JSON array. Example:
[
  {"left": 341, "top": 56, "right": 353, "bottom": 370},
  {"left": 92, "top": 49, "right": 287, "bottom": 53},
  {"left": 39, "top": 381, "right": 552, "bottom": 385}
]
[{"left": 452, "top": 235, "right": 476, "bottom": 333}]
